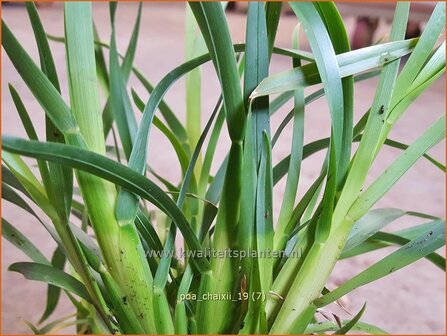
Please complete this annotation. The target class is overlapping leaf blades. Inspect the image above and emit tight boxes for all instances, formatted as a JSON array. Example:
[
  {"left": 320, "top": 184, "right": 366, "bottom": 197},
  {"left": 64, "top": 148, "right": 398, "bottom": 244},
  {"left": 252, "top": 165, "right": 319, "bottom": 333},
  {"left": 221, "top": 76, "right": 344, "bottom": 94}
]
[{"left": 2, "top": 1, "right": 445, "bottom": 334}]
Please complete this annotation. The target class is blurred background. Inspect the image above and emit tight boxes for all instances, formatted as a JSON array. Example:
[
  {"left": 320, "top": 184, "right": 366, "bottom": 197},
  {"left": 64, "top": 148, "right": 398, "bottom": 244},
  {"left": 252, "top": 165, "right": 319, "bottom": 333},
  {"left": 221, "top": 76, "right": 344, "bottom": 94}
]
[{"left": 2, "top": 2, "right": 445, "bottom": 334}]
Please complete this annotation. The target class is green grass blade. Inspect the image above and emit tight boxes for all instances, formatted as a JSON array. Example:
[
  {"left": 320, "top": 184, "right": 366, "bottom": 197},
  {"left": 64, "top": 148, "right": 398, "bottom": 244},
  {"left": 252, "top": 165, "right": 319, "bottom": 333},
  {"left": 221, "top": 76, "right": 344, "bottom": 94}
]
[
  {"left": 381, "top": 42, "right": 445, "bottom": 145},
  {"left": 152, "top": 96, "right": 221, "bottom": 334},
  {"left": 392, "top": 2, "right": 445, "bottom": 101},
  {"left": 275, "top": 25, "right": 305, "bottom": 253},
  {"left": 9, "top": 262, "right": 91, "bottom": 302},
  {"left": 27, "top": 2, "right": 72, "bottom": 213},
  {"left": 131, "top": 89, "right": 190, "bottom": 174},
  {"left": 8, "top": 84, "right": 53, "bottom": 190},
  {"left": 252, "top": 38, "right": 417, "bottom": 98},
  {"left": 265, "top": 2, "right": 282, "bottom": 57},
  {"left": 315, "top": 220, "right": 445, "bottom": 307},
  {"left": 334, "top": 2, "right": 411, "bottom": 229},
  {"left": 272, "top": 70, "right": 379, "bottom": 147},
  {"left": 2, "top": 165, "right": 30, "bottom": 197},
  {"left": 2, "top": 218, "right": 49, "bottom": 265},
  {"left": 274, "top": 132, "right": 444, "bottom": 187},
  {"left": 383, "top": 137, "right": 445, "bottom": 171},
  {"left": 103, "top": 3, "right": 143, "bottom": 137},
  {"left": 371, "top": 231, "right": 445, "bottom": 270},
  {"left": 39, "top": 247, "right": 66, "bottom": 323},
  {"left": 25, "top": 2, "right": 60, "bottom": 90},
  {"left": 8, "top": 84, "right": 39, "bottom": 142},
  {"left": 314, "top": 2, "right": 353, "bottom": 185},
  {"left": 340, "top": 221, "right": 446, "bottom": 268},
  {"left": 2, "top": 136, "right": 211, "bottom": 274},
  {"left": 344, "top": 208, "right": 406, "bottom": 252},
  {"left": 255, "top": 131, "right": 274, "bottom": 332},
  {"left": 237, "top": 113, "right": 255, "bottom": 333},
  {"left": 239, "top": 7, "right": 272, "bottom": 329},
  {"left": 349, "top": 115, "right": 445, "bottom": 221},
  {"left": 135, "top": 209, "right": 164, "bottom": 255},
  {"left": 108, "top": 6, "right": 138, "bottom": 159},
  {"left": 119, "top": 3, "right": 142, "bottom": 81},
  {"left": 198, "top": 105, "right": 225, "bottom": 195},
  {"left": 185, "top": 5, "right": 206, "bottom": 160},
  {"left": 93, "top": 25, "right": 110, "bottom": 95},
  {"left": 189, "top": 2, "right": 245, "bottom": 142},
  {"left": 2, "top": 20, "right": 79, "bottom": 136},
  {"left": 274, "top": 173, "right": 326, "bottom": 260},
  {"left": 131, "top": 67, "right": 189, "bottom": 150},
  {"left": 189, "top": 3, "right": 245, "bottom": 332},
  {"left": 244, "top": 2, "right": 270, "bottom": 159},
  {"left": 2, "top": 182, "right": 57, "bottom": 237},
  {"left": 114, "top": 38, "right": 232, "bottom": 234},
  {"left": 281, "top": 2, "right": 344, "bottom": 172},
  {"left": 2, "top": 151, "right": 56, "bottom": 219}
]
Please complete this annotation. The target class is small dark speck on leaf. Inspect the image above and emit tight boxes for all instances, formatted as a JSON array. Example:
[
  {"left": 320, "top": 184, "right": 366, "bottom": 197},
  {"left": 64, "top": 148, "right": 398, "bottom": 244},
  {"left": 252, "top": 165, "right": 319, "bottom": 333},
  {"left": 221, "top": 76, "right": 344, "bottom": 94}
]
[{"left": 428, "top": 231, "right": 433, "bottom": 236}]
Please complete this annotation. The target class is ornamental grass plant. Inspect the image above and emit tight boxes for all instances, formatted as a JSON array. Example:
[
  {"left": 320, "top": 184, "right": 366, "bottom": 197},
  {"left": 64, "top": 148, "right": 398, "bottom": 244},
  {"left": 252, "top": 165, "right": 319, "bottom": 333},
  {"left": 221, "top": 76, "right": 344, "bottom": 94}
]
[{"left": 1, "top": 1, "right": 446, "bottom": 334}]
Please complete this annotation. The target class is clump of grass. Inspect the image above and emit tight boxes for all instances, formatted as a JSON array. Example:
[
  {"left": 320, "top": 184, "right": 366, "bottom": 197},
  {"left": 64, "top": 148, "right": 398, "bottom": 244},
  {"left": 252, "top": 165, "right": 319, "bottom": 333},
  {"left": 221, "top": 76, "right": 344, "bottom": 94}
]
[{"left": 2, "top": 2, "right": 445, "bottom": 334}]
